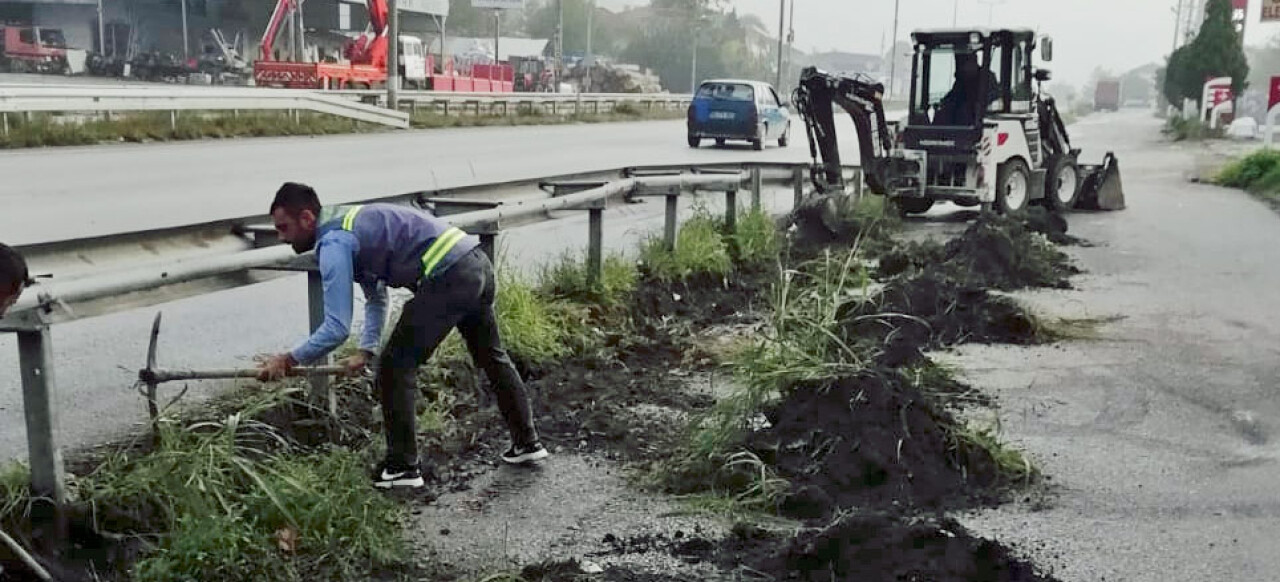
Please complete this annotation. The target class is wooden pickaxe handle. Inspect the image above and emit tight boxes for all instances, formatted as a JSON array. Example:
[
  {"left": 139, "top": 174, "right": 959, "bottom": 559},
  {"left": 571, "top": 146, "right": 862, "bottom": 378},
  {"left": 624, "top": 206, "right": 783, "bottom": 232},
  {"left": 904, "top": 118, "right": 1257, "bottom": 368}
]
[{"left": 141, "top": 365, "right": 352, "bottom": 385}]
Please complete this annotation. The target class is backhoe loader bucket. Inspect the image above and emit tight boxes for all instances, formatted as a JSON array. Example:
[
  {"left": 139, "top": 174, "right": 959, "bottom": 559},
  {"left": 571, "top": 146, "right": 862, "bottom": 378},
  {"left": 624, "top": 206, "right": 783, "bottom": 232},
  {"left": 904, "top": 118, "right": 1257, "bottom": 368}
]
[{"left": 1076, "top": 151, "right": 1126, "bottom": 211}]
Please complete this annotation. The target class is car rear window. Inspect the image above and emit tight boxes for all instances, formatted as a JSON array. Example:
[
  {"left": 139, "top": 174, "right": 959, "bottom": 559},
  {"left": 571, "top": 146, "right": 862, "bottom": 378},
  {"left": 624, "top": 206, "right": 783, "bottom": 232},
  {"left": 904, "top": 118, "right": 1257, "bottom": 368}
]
[{"left": 696, "top": 83, "right": 755, "bottom": 102}]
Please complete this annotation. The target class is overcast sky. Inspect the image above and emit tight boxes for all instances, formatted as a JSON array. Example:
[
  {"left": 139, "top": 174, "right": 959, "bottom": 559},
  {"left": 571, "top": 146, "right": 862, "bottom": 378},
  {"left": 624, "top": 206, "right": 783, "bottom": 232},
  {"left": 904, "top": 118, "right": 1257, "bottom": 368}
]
[{"left": 600, "top": 0, "right": 1280, "bottom": 88}]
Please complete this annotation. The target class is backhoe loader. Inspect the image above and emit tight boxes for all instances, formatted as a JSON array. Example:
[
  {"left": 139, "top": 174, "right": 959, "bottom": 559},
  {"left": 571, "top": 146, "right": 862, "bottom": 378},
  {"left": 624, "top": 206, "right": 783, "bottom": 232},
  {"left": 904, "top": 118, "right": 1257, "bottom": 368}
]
[{"left": 789, "top": 28, "right": 1124, "bottom": 236}]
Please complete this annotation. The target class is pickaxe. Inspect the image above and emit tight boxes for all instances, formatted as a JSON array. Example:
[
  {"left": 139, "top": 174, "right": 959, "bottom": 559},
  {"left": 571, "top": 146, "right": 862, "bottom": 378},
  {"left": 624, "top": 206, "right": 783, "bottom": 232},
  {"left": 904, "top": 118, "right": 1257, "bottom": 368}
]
[{"left": 137, "top": 312, "right": 350, "bottom": 422}]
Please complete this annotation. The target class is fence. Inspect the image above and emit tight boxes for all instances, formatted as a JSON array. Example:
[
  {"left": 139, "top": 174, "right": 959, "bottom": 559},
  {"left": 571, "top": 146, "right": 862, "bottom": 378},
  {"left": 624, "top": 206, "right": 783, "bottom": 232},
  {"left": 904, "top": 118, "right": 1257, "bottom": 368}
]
[
  {"left": 0, "top": 161, "right": 863, "bottom": 517},
  {"left": 0, "top": 85, "right": 692, "bottom": 134},
  {"left": 0, "top": 85, "right": 411, "bottom": 130}
]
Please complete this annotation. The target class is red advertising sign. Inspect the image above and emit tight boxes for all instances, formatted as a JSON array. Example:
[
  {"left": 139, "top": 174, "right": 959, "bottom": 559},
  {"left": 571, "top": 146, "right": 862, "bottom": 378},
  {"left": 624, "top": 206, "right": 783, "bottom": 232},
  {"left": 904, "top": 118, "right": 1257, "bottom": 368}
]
[
  {"left": 1270, "top": 77, "right": 1280, "bottom": 110},
  {"left": 1210, "top": 85, "right": 1234, "bottom": 108}
]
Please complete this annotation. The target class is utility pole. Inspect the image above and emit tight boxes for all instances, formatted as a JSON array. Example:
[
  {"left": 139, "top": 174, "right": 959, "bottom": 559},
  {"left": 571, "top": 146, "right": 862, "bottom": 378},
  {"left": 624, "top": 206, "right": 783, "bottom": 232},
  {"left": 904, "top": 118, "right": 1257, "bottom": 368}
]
[
  {"left": 180, "top": 0, "right": 189, "bottom": 61},
  {"left": 1172, "top": 0, "right": 1183, "bottom": 54},
  {"left": 691, "top": 35, "right": 698, "bottom": 93},
  {"left": 555, "top": 0, "right": 564, "bottom": 92},
  {"left": 494, "top": 9, "right": 501, "bottom": 67},
  {"left": 785, "top": 0, "right": 795, "bottom": 92},
  {"left": 586, "top": 0, "right": 594, "bottom": 93},
  {"left": 96, "top": 0, "right": 105, "bottom": 54},
  {"left": 889, "top": 0, "right": 899, "bottom": 99},
  {"left": 776, "top": 0, "right": 786, "bottom": 89},
  {"left": 953, "top": 0, "right": 959, "bottom": 26},
  {"left": 388, "top": 0, "right": 399, "bottom": 110}
]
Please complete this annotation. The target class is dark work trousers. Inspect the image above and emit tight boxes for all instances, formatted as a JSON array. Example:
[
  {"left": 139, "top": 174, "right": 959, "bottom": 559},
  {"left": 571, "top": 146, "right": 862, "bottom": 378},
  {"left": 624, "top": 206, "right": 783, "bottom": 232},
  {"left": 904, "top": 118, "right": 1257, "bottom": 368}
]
[{"left": 378, "top": 247, "right": 539, "bottom": 468}]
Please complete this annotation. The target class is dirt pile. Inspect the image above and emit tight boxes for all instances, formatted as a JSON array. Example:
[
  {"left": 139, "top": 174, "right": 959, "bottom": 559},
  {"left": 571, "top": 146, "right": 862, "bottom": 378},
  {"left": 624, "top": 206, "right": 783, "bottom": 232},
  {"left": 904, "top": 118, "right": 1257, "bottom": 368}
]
[
  {"left": 838, "top": 272, "right": 1043, "bottom": 367},
  {"left": 878, "top": 211, "right": 1080, "bottom": 291},
  {"left": 743, "top": 371, "right": 1001, "bottom": 520},
  {"left": 630, "top": 264, "right": 775, "bottom": 328},
  {"left": 742, "top": 513, "right": 1056, "bottom": 582}
]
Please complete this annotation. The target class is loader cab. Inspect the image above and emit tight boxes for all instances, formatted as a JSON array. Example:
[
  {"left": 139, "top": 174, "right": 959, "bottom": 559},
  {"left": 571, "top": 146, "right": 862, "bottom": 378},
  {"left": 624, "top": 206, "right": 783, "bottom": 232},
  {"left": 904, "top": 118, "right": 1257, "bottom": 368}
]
[{"left": 906, "top": 29, "right": 1038, "bottom": 131}]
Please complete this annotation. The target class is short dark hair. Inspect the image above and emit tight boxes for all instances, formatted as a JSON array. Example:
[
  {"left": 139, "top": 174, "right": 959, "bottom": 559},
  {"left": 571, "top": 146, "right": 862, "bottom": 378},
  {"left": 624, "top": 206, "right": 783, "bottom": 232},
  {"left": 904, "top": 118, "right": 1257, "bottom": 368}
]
[
  {"left": 0, "top": 243, "right": 30, "bottom": 293},
  {"left": 271, "top": 182, "right": 322, "bottom": 217}
]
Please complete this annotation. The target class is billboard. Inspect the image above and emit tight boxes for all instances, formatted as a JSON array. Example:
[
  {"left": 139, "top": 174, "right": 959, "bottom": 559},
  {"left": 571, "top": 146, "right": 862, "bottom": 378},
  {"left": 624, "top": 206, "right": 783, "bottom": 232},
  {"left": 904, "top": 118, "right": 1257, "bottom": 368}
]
[
  {"left": 471, "top": 0, "right": 525, "bottom": 9},
  {"left": 1264, "top": 0, "right": 1280, "bottom": 22}
]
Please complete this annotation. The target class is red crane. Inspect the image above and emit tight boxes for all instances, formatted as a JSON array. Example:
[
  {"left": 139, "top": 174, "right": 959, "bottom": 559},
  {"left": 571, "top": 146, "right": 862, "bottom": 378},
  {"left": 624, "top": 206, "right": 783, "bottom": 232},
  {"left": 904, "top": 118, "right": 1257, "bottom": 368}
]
[{"left": 254, "top": 0, "right": 391, "bottom": 89}]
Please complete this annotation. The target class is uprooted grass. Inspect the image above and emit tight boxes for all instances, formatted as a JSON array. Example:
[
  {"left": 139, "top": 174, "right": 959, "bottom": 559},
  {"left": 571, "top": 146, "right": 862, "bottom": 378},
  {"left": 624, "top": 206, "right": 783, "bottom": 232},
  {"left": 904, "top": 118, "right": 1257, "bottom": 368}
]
[{"left": 651, "top": 210, "right": 1054, "bottom": 518}]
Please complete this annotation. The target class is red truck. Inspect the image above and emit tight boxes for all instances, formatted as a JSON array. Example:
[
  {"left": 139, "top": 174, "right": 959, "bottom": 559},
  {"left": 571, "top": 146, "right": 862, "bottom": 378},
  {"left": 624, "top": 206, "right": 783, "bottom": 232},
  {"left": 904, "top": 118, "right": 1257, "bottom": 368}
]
[
  {"left": 1094, "top": 79, "right": 1121, "bottom": 112},
  {"left": 0, "top": 25, "right": 69, "bottom": 74}
]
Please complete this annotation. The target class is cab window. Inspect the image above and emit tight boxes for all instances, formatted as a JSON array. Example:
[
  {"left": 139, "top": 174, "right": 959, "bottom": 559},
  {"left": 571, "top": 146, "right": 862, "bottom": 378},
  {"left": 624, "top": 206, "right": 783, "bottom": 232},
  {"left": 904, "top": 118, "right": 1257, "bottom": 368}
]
[{"left": 697, "top": 82, "right": 755, "bottom": 102}]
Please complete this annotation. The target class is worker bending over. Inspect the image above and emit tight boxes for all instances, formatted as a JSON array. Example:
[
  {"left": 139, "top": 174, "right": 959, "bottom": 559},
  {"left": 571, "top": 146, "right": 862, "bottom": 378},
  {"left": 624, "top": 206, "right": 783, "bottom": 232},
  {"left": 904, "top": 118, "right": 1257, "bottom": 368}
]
[{"left": 257, "top": 183, "right": 548, "bottom": 490}]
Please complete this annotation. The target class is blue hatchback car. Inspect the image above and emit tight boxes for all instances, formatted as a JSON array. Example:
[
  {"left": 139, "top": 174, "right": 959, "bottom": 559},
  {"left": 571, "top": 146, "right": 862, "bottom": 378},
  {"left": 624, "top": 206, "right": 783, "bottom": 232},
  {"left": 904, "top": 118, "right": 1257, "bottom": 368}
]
[{"left": 687, "top": 79, "right": 791, "bottom": 150}]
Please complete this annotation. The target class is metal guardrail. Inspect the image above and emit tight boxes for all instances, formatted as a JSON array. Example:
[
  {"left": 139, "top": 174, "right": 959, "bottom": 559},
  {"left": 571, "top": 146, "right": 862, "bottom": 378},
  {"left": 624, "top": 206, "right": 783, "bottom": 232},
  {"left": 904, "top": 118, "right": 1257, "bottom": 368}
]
[
  {"left": 0, "top": 86, "right": 411, "bottom": 129},
  {"left": 0, "top": 160, "right": 865, "bottom": 513},
  {"left": 333, "top": 89, "right": 693, "bottom": 116}
]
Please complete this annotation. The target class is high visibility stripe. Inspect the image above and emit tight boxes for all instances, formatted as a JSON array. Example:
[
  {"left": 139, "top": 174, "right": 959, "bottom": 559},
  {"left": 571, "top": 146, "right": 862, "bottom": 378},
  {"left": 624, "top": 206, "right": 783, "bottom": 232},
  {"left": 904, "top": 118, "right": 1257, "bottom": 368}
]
[
  {"left": 341, "top": 205, "right": 363, "bottom": 231},
  {"left": 421, "top": 227, "right": 466, "bottom": 278}
]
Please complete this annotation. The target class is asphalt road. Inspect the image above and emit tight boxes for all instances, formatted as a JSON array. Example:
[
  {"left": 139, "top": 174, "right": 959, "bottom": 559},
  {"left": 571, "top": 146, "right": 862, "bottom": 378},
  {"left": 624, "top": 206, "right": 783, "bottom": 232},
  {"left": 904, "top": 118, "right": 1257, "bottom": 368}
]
[
  {"left": 0, "top": 116, "right": 816, "bottom": 246},
  {"left": 945, "top": 112, "right": 1280, "bottom": 581},
  {"left": 0, "top": 119, "right": 819, "bottom": 462}
]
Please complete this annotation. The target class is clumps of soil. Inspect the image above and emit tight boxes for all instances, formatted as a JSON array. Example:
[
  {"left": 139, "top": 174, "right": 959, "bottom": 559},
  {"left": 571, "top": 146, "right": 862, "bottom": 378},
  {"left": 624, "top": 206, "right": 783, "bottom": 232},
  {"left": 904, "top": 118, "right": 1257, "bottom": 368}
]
[
  {"left": 741, "top": 512, "right": 1057, "bottom": 582},
  {"left": 878, "top": 211, "right": 1081, "bottom": 291},
  {"left": 838, "top": 272, "right": 1044, "bottom": 367},
  {"left": 630, "top": 262, "right": 776, "bottom": 328},
  {"left": 744, "top": 371, "right": 1002, "bottom": 520}
]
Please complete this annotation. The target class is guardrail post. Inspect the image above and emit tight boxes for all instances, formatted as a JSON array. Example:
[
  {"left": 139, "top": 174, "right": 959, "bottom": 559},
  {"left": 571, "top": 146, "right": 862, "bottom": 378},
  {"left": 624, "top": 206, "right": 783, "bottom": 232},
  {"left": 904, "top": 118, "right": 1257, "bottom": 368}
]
[
  {"left": 169, "top": 110, "right": 177, "bottom": 130},
  {"left": 2, "top": 112, "right": 7, "bottom": 136},
  {"left": 443, "top": 101, "right": 451, "bottom": 116},
  {"left": 725, "top": 190, "right": 738, "bottom": 232},
  {"left": 793, "top": 166, "right": 805, "bottom": 207},
  {"left": 17, "top": 327, "right": 67, "bottom": 509},
  {"left": 588, "top": 207, "right": 604, "bottom": 287},
  {"left": 664, "top": 193, "right": 679, "bottom": 252},
  {"left": 478, "top": 229, "right": 498, "bottom": 260},
  {"left": 853, "top": 169, "right": 864, "bottom": 198},
  {"left": 292, "top": 109, "right": 300, "bottom": 124},
  {"left": 750, "top": 167, "right": 763, "bottom": 210},
  {"left": 306, "top": 272, "right": 334, "bottom": 417}
]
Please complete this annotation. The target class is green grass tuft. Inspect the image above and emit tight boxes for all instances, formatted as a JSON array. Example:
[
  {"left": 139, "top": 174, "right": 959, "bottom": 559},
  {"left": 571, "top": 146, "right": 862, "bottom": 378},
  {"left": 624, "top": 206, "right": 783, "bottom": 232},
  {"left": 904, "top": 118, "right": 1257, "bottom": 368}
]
[
  {"left": 536, "top": 251, "right": 639, "bottom": 312},
  {"left": 731, "top": 206, "right": 781, "bottom": 265},
  {"left": 639, "top": 211, "right": 733, "bottom": 282}
]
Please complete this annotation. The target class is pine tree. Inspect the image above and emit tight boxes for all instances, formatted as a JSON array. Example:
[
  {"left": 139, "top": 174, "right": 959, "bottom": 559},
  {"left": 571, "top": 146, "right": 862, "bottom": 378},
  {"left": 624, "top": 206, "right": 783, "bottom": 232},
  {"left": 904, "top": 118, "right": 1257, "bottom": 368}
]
[{"left": 1162, "top": 0, "right": 1250, "bottom": 107}]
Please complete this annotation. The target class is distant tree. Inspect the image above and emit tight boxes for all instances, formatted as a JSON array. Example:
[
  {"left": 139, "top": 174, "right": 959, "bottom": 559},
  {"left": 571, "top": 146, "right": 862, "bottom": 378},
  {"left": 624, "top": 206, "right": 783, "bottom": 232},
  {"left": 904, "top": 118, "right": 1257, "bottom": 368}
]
[{"left": 1162, "top": 0, "right": 1249, "bottom": 108}]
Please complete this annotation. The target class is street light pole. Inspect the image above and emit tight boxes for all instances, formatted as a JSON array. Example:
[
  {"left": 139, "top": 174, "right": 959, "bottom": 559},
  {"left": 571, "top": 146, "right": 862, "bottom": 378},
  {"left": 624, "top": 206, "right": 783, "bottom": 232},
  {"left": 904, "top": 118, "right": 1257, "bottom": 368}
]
[
  {"left": 180, "top": 0, "right": 189, "bottom": 60},
  {"left": 96, "top": 0, "right": 105, "bottom": 54},
  {"left": 586, "top": 0, "right": 594, "bottom": 92},
  {"left": 388, "top": 0, "right": 399, "bottom": 110},
  {"left": 954, "top": 0, "right": 959, "bottom": 26},
  {"left": 889, "top": 0, "right": 900, "bottom": 99},
  {"left": 776, "top": 0, "right": 786, "bottom": 89}
]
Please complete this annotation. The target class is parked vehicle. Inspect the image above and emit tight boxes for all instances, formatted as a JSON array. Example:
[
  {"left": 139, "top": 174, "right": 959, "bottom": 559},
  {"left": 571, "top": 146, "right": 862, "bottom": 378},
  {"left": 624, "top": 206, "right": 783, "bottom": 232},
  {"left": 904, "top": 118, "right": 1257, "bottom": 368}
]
[
  {"left": 1094, "top": 79, "right": 1121, "bottom": 112},
  {"left": 687, "top": 79, "right": 791, "bottom": 150},
  {"left": 0, "top": 25, "right": 69, "bottom": 74}
]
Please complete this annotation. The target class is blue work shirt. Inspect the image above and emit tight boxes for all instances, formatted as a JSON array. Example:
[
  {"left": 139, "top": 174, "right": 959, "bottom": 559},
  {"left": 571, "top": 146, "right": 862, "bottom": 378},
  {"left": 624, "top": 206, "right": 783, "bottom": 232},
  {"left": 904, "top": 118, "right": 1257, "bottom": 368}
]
[{"left": 290, "top": 230, "right": 389, "bottom": 364}]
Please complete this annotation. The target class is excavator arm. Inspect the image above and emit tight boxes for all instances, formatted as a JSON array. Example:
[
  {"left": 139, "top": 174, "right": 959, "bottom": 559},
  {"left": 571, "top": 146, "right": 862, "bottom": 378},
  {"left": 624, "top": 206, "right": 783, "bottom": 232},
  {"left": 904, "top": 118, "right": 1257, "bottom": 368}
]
[
  {"left": 792, "top": 66, "right": 925, "bottom": 202},
  {"left": 794, "top": 67, "right": 894, "bottom": 194},
  {"left": 259, "top": 0, "right": 299, "bottom": 61}
]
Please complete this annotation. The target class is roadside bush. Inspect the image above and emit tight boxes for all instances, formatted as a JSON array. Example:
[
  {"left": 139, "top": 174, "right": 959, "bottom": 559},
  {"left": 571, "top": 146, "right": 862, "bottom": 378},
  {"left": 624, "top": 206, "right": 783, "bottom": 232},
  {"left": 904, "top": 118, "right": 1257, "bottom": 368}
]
[
  {"left": 495, "top": 271, "right": 575, "bottom": 365},
  {"left": 1217, "top": 148, "right": 1280, "bottom": 189}
]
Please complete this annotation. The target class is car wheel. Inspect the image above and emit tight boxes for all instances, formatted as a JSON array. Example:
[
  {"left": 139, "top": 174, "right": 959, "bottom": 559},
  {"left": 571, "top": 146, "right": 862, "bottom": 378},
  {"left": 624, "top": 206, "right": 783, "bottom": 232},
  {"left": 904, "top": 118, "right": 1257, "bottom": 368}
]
[
  {"left": 688, "top": 134, "right": 700, "bottom": 148},
  {"left": 716, "top": 138, "right": 726, "bottom": 147},
  {"left": 779, "top": 123, "right": 790, "bottom": 147},
  {"left": 752, "top": 137, "right": 764, "bottom": 151},
  {"left": 995, "top": 159, "right": 1031, "bottom": 215}
]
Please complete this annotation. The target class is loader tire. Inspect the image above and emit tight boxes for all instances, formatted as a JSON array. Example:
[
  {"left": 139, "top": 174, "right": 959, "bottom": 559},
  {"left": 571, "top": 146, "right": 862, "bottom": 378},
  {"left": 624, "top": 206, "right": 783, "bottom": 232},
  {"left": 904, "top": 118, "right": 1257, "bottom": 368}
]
[
  {"left": 1045, "top": 155, "right": 1081, "bottom": 211},
  {"left": 688, "top": 134, "right": 700, "bottom": 148},
  {"left": 995, "top": 159, "right": 1031, "bottom": 215}
]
